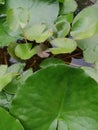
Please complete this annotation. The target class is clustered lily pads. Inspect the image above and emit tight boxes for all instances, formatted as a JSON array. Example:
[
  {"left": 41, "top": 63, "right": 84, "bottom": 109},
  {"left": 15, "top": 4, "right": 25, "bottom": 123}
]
[{"left": 1, "top": 0, "right": 98, "bottom": 130}]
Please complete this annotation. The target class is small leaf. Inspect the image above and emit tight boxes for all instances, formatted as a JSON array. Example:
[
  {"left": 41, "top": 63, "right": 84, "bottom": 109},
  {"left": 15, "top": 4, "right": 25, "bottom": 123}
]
[
  {"left": 55, "top": 19, "right": 70, "bottom": 37},
  {"left": 0, "top": 107, "right": 24, "bottom": 130},
  {"left": 24, "top": 24, "right": 53, "bottom": 43},
  {"left": 15, "top": 44, "right": 37, "bottom": 60},
  {"left": 77, "top": 32, "right": 98, "bottom": 63},
  {"left": 71, "top": 3, "right": 98, "bottom": 40},
  {"left": 50, "top": 38, "right": 77, "bottom": 54},
  {"left": 60, "top": 0, "right": 77, "bottom": 14},
  {"left": 56, "top": 13, "right": 74, "bottom": 24}
]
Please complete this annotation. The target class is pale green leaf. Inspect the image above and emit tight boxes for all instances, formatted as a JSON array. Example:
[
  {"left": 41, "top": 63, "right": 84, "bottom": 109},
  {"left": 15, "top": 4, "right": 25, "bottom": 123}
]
[
  {"left": 77, "top": 32, "right": 98, "bottom": 63},
  {"left": 0, "top": 19, "right": 16, "bottom": 47},
  {"left": 6, "top": 0, "right": 59, "bottom": 27},
  {"left": 24, "top": 24, "right": 53, "bottom": 43},
  {"left": 7, "top": 8, "right": 29, "bottom": 31},
  {"left": 50, "top": 38, "right": 77, "bottom": 54},
  {"left": 55, "top": 19, "right": 70, "bottom": 37},
  {"left": 82, "top": 62, "right": 98, "bottom": 83},
  {"left": 60, "top": 0, "right": 77, "bottom": 14},
  {"left": 15, "top": 44, "right": 37, "bottom": 60},
  {"left": 71, "top": 3, "right": 98, "bottom": 40},
  {"left": 5, "top": 68, "right": 32, "bottom": 94},
  {"left": 10, "top": 65, "right": 98, "bottom": 130}
]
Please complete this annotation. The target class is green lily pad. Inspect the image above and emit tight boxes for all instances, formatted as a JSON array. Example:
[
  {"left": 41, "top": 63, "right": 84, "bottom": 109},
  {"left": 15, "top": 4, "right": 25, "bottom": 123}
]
[
  {"left": 77, "top": 32, "right": 98, "bottom": 63},
  {"left": 15, "top": 44, "right": 37, "bottom": 60},
  {"left": 6, "top": 0, "right": 59, "bottom": 28},
  {"left": 0, "top": 107, "right": 24, "bottom": 130},
  {"left": 10, "top": 65, "right": 98, "bottom": 130},
  {"left": 24, "top": 24, "right": 53, "bottom": 43},
  {"left": 60, "top": 0, "right": 77, "bottom": 14},
  {"left": 50, "top": 38, "right": 77, "bottom": 54},
  {"left": 71, "top": 3, "right": 98, "bottom": 40}
]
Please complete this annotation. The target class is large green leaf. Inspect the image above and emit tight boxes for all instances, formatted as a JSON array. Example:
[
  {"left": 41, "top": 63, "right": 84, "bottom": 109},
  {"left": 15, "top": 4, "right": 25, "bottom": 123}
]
[
  {"left": 0, "top": 107, "right": 24, "bottom": 130},
  {"left": 10, "top": 65, "right": 98, "bottom": 130},
  {"left": 71, "top": 3, "right": 98, "bottom": 40},
  {"left": 77, "top": 32, "right": 98, "bottom": 63},
  {"left": 6, "top": 0, "right": 59, "bottom": 28}
]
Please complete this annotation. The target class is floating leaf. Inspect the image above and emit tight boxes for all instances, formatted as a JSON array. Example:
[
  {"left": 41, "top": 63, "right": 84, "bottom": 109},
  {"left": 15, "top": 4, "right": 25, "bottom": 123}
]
[
  {"left": 71, "top": 3, "right": 98, "bottom": 40},
  {"left": 15, "top": 44, "right": 37, "bottom": 60},
  {"left": 10, "top": 65, "right": 98, "bottom": 130},
  {"left": 0, "top": 107, "right": 24, "bottom": 130},
  {"left": 56, "top": 13, "right": 74, "bottom": 24},
  {"left": 77, "top": 32, "right": 98, "bottom": 63},
  {"left": 7, "top": 8, "right": 29, "bottom": 31},
  {"left": 24, "top": 24, "right": 53, "bottom": 43},
  {"left": 60, "top": 0, "right": 77, "bottom": 14},
  {"left": 6, "top": 0, "right": 59, "bottom": 27},
  {"left": 50, "top": 38, "right": 77, "bottom": 54},
  {"left": 54, "top": 19, "right": 70, "bottom": 38}
]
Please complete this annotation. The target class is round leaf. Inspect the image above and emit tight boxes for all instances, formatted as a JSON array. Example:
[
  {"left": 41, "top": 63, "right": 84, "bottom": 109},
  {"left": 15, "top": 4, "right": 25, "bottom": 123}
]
[
  {"left": 10, "top": 65, "right": 98, "bottom": 130},
  {"left": 50, "top": 38, "right": 77, "bottom": 54},
  {"left": 15, "top": 44, "right": 37, "bottom": 60},
  {"left": 71, "top": 3, "right": 98, "bottom": 40}
]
